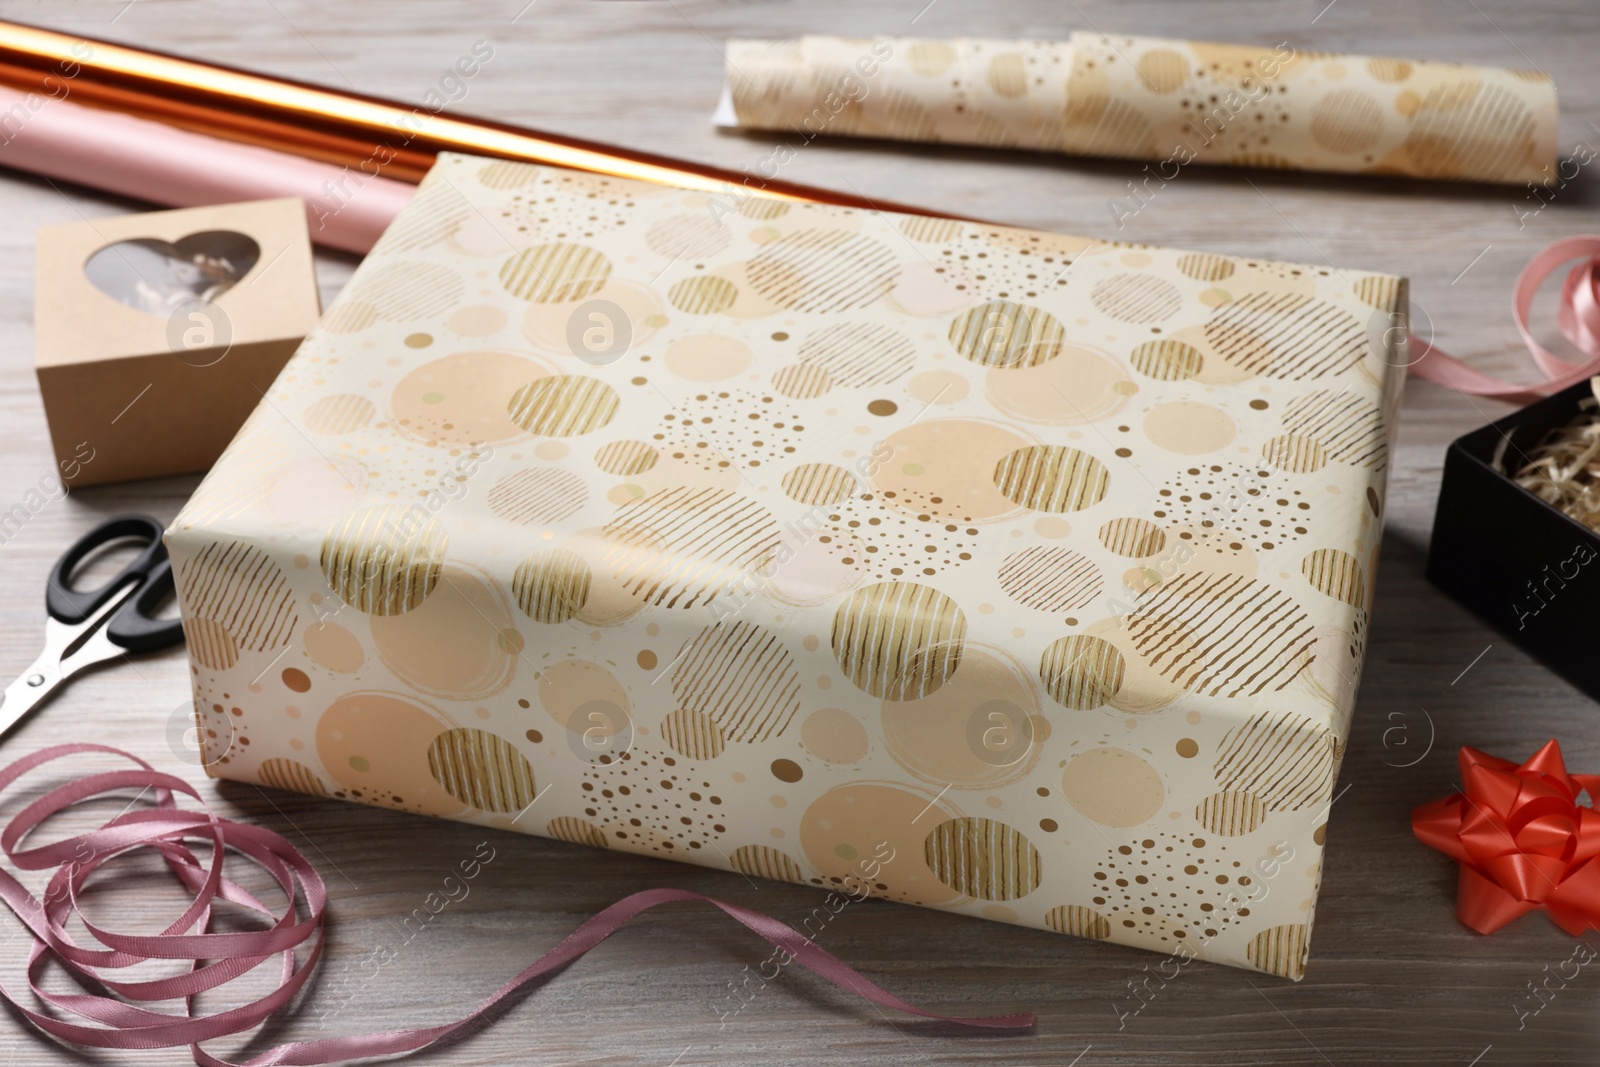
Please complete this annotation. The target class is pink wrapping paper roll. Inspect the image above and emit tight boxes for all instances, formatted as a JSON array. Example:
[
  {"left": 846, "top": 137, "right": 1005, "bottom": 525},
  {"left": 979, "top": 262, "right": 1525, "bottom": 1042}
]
[
  {"left": 722, "top": 33, "right": 1560, "bottom": 185},
  {"left": 0, "top": 83, "right": 413, "bottom": 253}
]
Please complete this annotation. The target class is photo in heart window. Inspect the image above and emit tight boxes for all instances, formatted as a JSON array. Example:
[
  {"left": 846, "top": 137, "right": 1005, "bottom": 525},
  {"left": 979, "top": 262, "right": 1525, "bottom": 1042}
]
[{"left": 83, "top": 230, "right": 262, "bottom": 316}]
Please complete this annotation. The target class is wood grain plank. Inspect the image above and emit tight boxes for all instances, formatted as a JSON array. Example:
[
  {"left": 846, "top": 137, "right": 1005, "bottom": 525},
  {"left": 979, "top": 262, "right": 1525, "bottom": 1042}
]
[{"left": 0, "top": 0, "right": 1595, "bottom": 1063}]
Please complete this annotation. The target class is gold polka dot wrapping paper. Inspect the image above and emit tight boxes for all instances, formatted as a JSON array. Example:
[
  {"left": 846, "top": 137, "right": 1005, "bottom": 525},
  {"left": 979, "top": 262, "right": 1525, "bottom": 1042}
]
[
  {"left": 166, "top": 152, "right": 1407, "bottom": 978},
  {"left": 723, "top": 34, "right": 1558, "bottom": 185}
]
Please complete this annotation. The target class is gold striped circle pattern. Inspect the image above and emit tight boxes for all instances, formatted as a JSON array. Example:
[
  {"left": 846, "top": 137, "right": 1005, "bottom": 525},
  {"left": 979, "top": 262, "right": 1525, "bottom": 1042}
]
[
  {"left": 986, "top": 52, "right": 1029, "bottom": 98},
  {"left": 176, "top": 541, "right": 299, "bottom": 654},
  {"left": 1215, "top": 711, "right": 1336, "bottom": 811},
  {"left": 865, "top": 89, "right": 940, "bottom": 140},
  {"left": 781, "top": 462, "right": 857, "bottom": 506},
  {"left": 1246, "top": 923, "right": 1310, "bottom": 980},
  {"left": 1039, "top": 634, "right": 1125, "bottom": 710},
  {"left": 1064, "top": 96, "right": 1156, "bottom": 157},
  {"left": 547, "top": 816, "right": 609, "bottom": 848},
  {"left": 1136, "top": 48, "right": 1188, "bottom": 94},
  {"left": 1129, "top": 338, "right": 1205, "bottom": 381},
  {"left": 1225, "top": 152, "right": 1296, "bottom": 170},
  {"left": 486, "top": 467, "right": 588, "bottom": 527},
  {"left": 998, "top": 546, "right": 1102, "bottom": 612},
  {"left": 594, "top": 440, "right": 659, "bottom": 477},
  {"left": 1365, "top": 56, "right": 1412, "bottom": 83},
  {"left": 1194, "top": 790, "right": 1268, "bottom": 836},
  {"left": 659, "top": 707, "right": 727, "bottom": 760},
  {"left": 319, "top": 301, "right": 379, "bottom": 334},
  {"left": 1283, "top": 389, "right": 1387, "bottom": 468},
  {"left": 319, "top": 505, "right": 447, "bottom": 616},
  {"left": 771, "top": 362, "right": 833, "bottom": 399},
  {"left": 1090, "top": 273, "right": 1183, "bottom": 324},
  {"left": 899, "top": 216, "right": 964, "bottom": 243},
  {"left": 923, "top": 817, "right": 1041, "bottom": 900},
  {"left": 1404, "top": 84, "right": 1535, "bottom": 182},
  {"left": 797, "top": 322, "right": 917, "bottom": 385},
  {"left": 645, "top": 213, "right": 733, "bottom": 260},
  {"left": 1175, "top": 252, "right": 1236, "bottom": 282},
  {"left": 303, "top": 394, "right": 375, "bottom": 435},
  {"left": 602, "top": 486, "right": 781, "bottom": 610},
  {"left": 1204, "top": 292, "right": 1367, "bottom": 380},
  {"left": 1044, "top": 904, "right": 1112, "bottom": 940},
  {"left": 1260, "top": 433, "right": 1329, "bottom": 473},
  {"left": 993, "top": 445, "right": 1110, "bottom": 512},
  {"left": 511, "top": 548, "right": 592, "bottom": 624},
  {"left": 379, "top": 179, "right": 468, "bottom": 252},
  {"left": 1098, "top": 517, "right": 1167, "bottom": 558},
  {"left": 947, "top": 300, "right": 1066, "bottom": 368},
  {"left": 426, "top": 727, "right": 538, "bottom": 814},
  {"left": 1126, "top": 572, "right": 1315, "bottom": 698},
  {"left": 831, "top": 581, "right": 967, "bottom": 701},
  {"left": 747, "top": 229, "right": 899, "bottom": 313},
  {"left": 476, "top": 160, "right": 543, "bottom": 189},
  {"left": 1309, "top": 88, "right": 1385, "bottom": 154},
  {"left": 507, "top": 375, "right": 619, "bottom": 437},
  {"left": 736, "top": 198, "right": 790, "bottom": 221},
  {"left": 349, "top": 261, "right": 464, "bottom": 321},
  {"left": 1352, "top": 275, "right": 1404, "bottom": 310},
  {"left": 183, "top": 617, "right": 240, "bottom": 671},
  {"left": 906, "top": 41, "right": 956, "bottom": 76},
  {"left": 667, "top": 275, "right": 738, "bottom": 314},
  {"left": 498, "top": 242, "right": 612, "bottom": 303},
  {"left": 671, "top": 621, "right": 802, "bottom": 743},
  {"left": 1301, "top": 548, "right": 1366, "bottom": 608},
  {"left": 257, "top": 758, "right": 329, "bottom": 797},
  {"left": 729, "top": 845, "right": 808, "bottom": 885}
]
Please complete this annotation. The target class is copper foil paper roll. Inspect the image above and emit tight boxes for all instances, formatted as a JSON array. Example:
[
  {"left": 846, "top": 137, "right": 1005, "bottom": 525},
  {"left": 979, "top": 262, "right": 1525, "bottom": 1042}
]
[
  {"left": 0, "top": 19, "right": 943, "bottom": 217},
  {"left": 724, "top": 33, "right": 1559, "bottom": 185}
]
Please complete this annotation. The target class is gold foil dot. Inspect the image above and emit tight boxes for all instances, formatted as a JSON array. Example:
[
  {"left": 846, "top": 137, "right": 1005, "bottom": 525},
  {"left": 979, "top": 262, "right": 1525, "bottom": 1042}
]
[{"left": 770, "top": 759, "right": 803, "bottom": 783}]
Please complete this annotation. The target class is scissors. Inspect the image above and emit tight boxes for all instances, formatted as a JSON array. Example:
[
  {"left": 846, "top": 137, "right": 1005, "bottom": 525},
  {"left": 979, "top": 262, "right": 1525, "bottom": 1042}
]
[{"left": 0, "top": 514, "right": 186, "bottom": 742}]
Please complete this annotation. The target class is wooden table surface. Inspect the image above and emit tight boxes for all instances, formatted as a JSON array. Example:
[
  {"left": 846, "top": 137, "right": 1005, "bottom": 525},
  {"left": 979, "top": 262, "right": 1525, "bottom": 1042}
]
[{"left": 0, "top": 1, "right": 1596, "bottom": 1063}]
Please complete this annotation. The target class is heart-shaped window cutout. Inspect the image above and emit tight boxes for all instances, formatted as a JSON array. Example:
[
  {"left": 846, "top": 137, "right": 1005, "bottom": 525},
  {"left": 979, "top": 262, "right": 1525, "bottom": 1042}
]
[{"left": 83, "top": 230, "right": 261, "bottom": 316}]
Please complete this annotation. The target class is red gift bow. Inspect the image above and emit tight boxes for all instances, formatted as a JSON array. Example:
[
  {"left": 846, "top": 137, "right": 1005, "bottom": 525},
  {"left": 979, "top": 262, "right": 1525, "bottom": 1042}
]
[{"left": 1412, "top": 740, "right": 1600, "bottom": 935}]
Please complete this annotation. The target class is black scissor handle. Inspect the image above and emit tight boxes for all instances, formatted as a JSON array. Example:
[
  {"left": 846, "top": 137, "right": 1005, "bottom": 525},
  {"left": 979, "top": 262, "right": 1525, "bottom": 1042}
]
[
  {"left": 46, "top": 514, "right": 169, "bottom": 625},
  {"left": 105, "top": 557, "right": 185, "bottom": 653}
]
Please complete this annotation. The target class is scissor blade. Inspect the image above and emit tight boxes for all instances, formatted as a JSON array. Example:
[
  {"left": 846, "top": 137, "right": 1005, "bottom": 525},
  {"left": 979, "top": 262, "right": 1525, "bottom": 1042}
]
[
  {"left": 0, "top": 647, "right": 67, "bottom": 741},
  {"left": 0, "top": 584, "right": 139, "bottom": 743}
]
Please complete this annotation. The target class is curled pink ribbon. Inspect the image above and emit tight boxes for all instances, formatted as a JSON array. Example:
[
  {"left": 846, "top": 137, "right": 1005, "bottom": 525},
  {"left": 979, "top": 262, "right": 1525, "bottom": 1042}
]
[
  {"left": 1410, "top": 235, "right": 1600, "bottom": 405},
  {"left": 0, "top": 744, "right": 1033, "bottom": 1065}
]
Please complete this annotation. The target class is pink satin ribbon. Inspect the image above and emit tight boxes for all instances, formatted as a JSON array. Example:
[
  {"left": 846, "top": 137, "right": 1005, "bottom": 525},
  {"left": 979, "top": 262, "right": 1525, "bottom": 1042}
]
[
  {"left": 1409, "top": 236, "right": 1600, "bottom": 405},
  {"left": 0, "top": 745, "right": 1032, "bottom": 1064}
]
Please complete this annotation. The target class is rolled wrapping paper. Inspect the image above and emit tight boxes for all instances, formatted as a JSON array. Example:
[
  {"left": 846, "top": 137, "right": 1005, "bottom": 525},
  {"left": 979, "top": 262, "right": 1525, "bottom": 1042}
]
[
  {"left": 724, "top": 33, "right": 1560, "bottom": 185},
  {"left": 0, "top": 83, "right": 413, "bottom": 253},
  {"left": 0, "top": 18, "right": 941, "bottom": 218}
]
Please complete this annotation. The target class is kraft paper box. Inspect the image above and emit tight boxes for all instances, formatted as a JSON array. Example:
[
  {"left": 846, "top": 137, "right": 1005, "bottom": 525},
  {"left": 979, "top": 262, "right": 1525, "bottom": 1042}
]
[
  {"left": 35, "top": 198, "right": 320, "bottom": 487},
  {"left": 168, "top": 152, "right": 1405, "bottom": 977}
]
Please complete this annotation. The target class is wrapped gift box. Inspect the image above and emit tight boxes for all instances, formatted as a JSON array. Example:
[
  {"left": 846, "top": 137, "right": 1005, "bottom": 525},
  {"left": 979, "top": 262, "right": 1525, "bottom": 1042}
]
[
  {"left": 168, "top": 152, "right": 1406, "bottom": 977},
  {"left": 1429, "top": 381, "right": 1600, "bottom": 701}
]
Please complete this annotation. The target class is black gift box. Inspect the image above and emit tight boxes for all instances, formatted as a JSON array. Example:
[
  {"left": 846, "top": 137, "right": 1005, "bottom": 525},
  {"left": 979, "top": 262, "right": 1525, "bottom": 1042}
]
[{"left": 1428, "top": 380, "right": 1600, "bottom": 701}]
